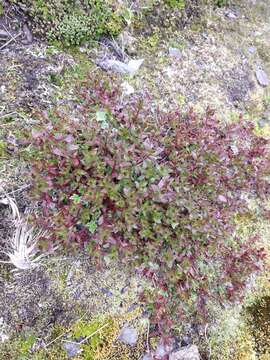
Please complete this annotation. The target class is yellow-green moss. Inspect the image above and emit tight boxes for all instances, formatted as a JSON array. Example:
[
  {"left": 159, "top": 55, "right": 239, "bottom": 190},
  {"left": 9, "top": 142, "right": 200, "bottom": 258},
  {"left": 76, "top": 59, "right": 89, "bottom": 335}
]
[
  {"left": 0, "top": 1, "right": 4, "bottom": 16},
  {"left": 209, "top": 197, "right": 270, "bottom": 360},
  {"left": 9, "top": 0, "right": 124, "bottom": 47}
]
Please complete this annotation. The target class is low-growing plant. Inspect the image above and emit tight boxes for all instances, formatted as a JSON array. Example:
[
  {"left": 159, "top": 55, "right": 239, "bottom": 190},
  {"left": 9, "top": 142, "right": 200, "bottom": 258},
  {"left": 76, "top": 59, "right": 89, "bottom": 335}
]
[
  {"left": 30, "top": 77, "right": 270, "bottom": 334},
  {"left": 9, "top": 0, "right": 124, "bottom": 46},
  {"left": 164, "top": 0, "right": 185, "bottom": 9}
]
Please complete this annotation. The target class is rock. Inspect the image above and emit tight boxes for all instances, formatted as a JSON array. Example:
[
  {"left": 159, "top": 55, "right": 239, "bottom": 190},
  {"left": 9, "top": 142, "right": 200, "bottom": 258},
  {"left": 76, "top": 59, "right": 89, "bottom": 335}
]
[
  {"left": 142, "top": 353, "right": 153, "bottom": 360},
  {"left": 225, "top": 9, "right": 238, "bottom": 19},
  {"left": 248, "top": 46, "right": 256, "bottom": 54},
  {"left": 127, "top": 59, "right": 144, "bottom": 75},
  {"left": 100, "top": 287, "right": 113, "bottom": 297},
  {"left": 0, "top": 29, "right": 9, "bottom": 39},
  {"left": 258, "top": 118, "right": 270, "bottom": 128},
  {"left": 169, "top": 47, "right": 182, "bottom": 59},
  {"left": 0, "top": 318, "right": 9, "bottom": 343},
  {"left": 63, "top": 342, "right": 82, "bottom": 358},
  {"left": 122, "top": 81, "right": 135, "bottom": 96},
  {"left": 180, "top": 335, "right": 192, "bottom": 347},
  {"left": 99, "top": 58, "right": 144, "bottom": 76},
  {"left": 256, "top": 68, "right": 269, "bottom": 87},
  {"left": 169, "top": 345, "right": 200, "bottom": 360},
  {"left": 155, "top": 339, "right": 174, "bottom": 358},
  {"left": 22, "top": 24, "right": 33, "bottom": 44},
  {"left": 118, "top": 326, "right": 138, "bottom": 346}
]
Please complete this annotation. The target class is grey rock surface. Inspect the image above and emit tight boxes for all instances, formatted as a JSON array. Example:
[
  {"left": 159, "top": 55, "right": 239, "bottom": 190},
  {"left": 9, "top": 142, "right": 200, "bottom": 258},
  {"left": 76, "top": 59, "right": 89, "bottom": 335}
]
[
  {"left": 256, "top": 68, "right": 269, "bottom": 87},
  {"left": 169, "top": 345, "right": 200, "bottom": 360},
  {"left": 118, "top": 326, "right": 138, "bottom": 346},
  {"left": 169, "top": 47, "right": 182, "bottom": 59},
  {"left": 63, "top": 342, "right": 82, "bottom": 358}
]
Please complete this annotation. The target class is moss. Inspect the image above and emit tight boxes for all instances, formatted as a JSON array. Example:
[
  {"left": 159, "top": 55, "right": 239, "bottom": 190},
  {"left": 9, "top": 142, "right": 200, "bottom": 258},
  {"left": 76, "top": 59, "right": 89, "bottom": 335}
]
[
  {"left": 9, "top": 0, "right": 125, "bottom": 47},
  {"left": 164, "top": 0, "right": 185, "bottom": 9},
  {"left": 246, "top": 296, "right": 270, "bottom": 356},
  {"left": 0, "top": 1, "right": 4, "bottom": 16},
  {"left": 71, "top": 317, "right": 120, "bottom": 360},
  {"left": 0, "top": 308, "right": 146, "bottom": 359},
  {"left": 0, "top": 140, "right": 7, "bottom": 157}
]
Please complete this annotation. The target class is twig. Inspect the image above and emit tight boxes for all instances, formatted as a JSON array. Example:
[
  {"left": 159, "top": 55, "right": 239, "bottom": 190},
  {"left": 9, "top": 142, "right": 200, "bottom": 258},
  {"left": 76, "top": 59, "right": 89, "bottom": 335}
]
[
  {"left": 2, "top": 25, "right": 16, "bottom": 43},
  {"left": 0, "top": 112, "right": 17, "bottom": 119},
  {"left": 146, "top": 318, "right": 150, "bottom": 354},
  {"left": 0, "top": 184, "right": 31, "bottom": 196},
  {"left": 0, "top": 32, "right": 21, "bottom": 50},
  {"left": 45, "top": 313, "right": 87, "bottom": 348}
]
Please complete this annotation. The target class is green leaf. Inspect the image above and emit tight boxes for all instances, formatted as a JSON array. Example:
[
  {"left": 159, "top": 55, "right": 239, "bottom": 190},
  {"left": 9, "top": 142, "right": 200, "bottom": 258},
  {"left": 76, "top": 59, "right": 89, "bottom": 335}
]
[
  {"left": 86, "top": 220, "right": 97, "bottom": 234},
  {"left": 70, "top": 194, "right": 81, "bottom": 204},
  {"left": 96, "top": 111, "right": 107, "bottom": 122}
]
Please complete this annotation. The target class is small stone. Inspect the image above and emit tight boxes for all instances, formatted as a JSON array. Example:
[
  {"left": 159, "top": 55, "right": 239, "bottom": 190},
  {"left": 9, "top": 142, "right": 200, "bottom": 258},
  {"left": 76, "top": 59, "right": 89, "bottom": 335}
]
[
  {"left": 225, "top": 9, "right": 238, "bottom": 19},
  {"left": 256, "top": 68, "right": 269, "bottom": 87},
  {"left": 100, "top": 287, "right": 113, "bottom": 297},
  {"left": 143, "top": 353, "right": 153, "bottom": 360},
  {"left": 99, "top": 58, "right": 143, "bottom": 76},
  {"left": 118, "top": 326, "right": 138, "bottom": 346},
  {"left": 127, "top": 59, "right": 144, "bottom": 75},
  {"left": 122, "top": 81, "right": 135, "bottom": 96},
  {"left": 169, "top": 345, "right": 200, "bottom": 360},
  {"left": 155, "top": 339, "right": 174, "bottom": 358},
  {"left": 258, "top": 118, "right": 270, "bottom": 128},
  {"left": 22, "top": 24, "right": 33, "bottom": 44},
  {"left": 181, "top": 335, "right": 192, "bottom": 347},
  {"left": 248, "top": 46, "right": 256, "bottom": 54},
  {"left": 0, "top": 29, "right": 9, "bottom": 38},
  {"left": 169, "top": 47, "right": 182, "bottom": 59},
  {"left": 63, "top": 342, "right": 82, "bottom": 358}
]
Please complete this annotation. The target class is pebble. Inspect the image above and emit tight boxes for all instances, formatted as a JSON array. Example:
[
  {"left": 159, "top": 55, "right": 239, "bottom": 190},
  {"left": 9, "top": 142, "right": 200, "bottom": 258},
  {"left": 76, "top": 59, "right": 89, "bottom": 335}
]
[
  {"left": 248, "top": 46, "right": 256, "bottom": 54},
  {"left": 155, "top": 339, "right": 174, "bottom": 358},
  {"left": 258, "top": 118, "right": 270, "bottom": 128},
  {"left": 63, "top": 342, "right": 82, "bottom": 358},
  {"left": 99, "top": 58, "right": 144, "bottom": 76},
  {"left": 0, "top": 29, "right": 9, "bottom": 38},
  {"left": 143, "top": 353, "right": 153, "bottom": 360},
  {"left": 118, "top": 326, "right": 138, "bottom": 346},
  {"left": 169, "top": 345, "right": 200, "bottom": 360},
  {"left": 256, "top": 67, "right": 269, "bottom": 87},
  {"left": 22, "top": 24, "right": 33, "bottom": 44},
  {"left": 225, "top": 9, "right": 238, "bottom": 19},
  {"left": 169, "top": 47, "right": 182, "bottom": 59}
]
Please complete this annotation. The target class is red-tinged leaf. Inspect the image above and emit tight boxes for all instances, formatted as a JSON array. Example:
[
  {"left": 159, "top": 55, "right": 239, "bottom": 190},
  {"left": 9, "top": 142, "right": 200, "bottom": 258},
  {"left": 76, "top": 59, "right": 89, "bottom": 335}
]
[{"left": 72, "top": 157, "right": 80, "bottom": 167}]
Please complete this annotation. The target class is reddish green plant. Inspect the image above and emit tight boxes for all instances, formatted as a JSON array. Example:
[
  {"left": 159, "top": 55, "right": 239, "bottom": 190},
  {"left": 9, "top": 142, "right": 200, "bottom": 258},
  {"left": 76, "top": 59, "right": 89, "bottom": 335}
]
[{"left": 30, "top": 78, "right": 270, "bottom": 334}]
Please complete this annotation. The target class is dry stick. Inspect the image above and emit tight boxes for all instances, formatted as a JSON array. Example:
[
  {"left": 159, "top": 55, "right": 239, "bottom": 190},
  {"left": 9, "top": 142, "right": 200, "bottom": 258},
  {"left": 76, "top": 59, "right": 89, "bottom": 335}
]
[
  {"left": 78, "top": 322, "right": 109, "bottom": 345},
  {"left": 0, "top": 184, "right": 31, "bottom": 196},
  {"left": 0, "top": 32, "right": 21, "bottom": 50},
  {"left": 2, "top": 24, "right": 16, "bottom": 43},
  {"left": 62, "top": 323, "right": 110, "bottom": 347},
  {"left": 146, "top": 319, "right": 150, "bottom": 354},
  {"left": 0, "top": 112, "right": 17, "bottom": 119}
]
